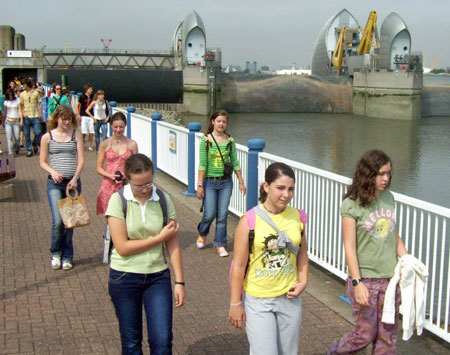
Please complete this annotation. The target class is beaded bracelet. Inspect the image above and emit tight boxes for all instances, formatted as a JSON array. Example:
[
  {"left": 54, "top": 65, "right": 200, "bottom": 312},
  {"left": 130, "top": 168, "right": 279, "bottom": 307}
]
[{"left": 230, "top": 302, "right": 242, "bottom": 306}]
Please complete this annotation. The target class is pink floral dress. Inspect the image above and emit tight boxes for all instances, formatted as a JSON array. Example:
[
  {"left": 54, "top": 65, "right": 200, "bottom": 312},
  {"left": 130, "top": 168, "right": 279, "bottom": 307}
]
[{"left": 96, "top": 145, "right": 132, "bottom": 215}]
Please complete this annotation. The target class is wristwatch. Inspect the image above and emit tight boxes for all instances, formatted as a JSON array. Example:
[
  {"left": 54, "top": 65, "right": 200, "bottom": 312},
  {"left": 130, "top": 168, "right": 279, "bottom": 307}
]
[{"left": 352, "top": 278, "right": 362, "bottom": 287}]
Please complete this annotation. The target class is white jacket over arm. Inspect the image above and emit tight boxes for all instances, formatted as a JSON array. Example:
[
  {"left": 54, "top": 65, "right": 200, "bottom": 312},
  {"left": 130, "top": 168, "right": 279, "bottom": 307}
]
[{"left": 382, "top": 254, "right": 428, "bottom": 341}]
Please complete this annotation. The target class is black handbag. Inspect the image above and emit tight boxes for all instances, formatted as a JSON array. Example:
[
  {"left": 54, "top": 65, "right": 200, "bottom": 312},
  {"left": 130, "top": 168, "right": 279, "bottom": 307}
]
[{"left": 210, "top": 134, "right": 234, "bottom": 178}]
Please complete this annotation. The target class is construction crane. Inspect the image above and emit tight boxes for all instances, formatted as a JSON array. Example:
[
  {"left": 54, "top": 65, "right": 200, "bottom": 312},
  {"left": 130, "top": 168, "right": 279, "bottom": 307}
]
[
  {"left": 332, "top": 27, "right": 347, "bottom": 70},
  {"left": 357, "top": 11, "right": 380, "bottom": 55}
]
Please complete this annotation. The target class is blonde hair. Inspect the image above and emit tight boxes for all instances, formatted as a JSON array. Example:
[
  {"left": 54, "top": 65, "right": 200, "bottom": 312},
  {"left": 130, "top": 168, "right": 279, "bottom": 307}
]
[{"left": 47, "top": 104, "right": 78, "bottom": 130}]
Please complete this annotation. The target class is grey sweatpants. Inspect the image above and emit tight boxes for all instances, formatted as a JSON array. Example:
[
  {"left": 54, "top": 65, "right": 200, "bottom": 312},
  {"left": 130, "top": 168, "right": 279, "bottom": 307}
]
[{"left": 244, "top": 293, "right": 302, "bottom": 355}]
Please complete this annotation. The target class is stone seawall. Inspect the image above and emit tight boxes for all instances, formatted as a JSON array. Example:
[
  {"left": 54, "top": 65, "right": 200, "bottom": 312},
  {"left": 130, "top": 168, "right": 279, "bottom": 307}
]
[
  {"left": 220, "top": 74, "right": 353, "bottom": 113},
  {"left": 220, "top": 74, "right": 449, "bottom": 117},
  {"left": 422, "top": 85, "right": 450, "bottom": 117}
]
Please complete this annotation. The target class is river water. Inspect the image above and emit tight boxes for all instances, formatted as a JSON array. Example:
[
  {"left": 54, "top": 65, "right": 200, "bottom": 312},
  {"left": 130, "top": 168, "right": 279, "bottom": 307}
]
[{"left": 182, "top": 110, "right": 450, "bottom": 209}]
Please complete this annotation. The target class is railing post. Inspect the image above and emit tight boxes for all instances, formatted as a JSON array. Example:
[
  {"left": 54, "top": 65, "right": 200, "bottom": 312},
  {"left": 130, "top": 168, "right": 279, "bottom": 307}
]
[
  {"left": 182, "top": 122, "right": 202, "bottom": 196},
  {"left": 247, "top": 139, "right": 265, "bottom": 210},
  {"left": 151, "top": 113, "right": 162, "bottom": 170},
  {"left": 126, "top": 106, "right": 135, "bottom": 139},
  {"left": 109, "top": 101, "right": 117, "bottom": 137}
]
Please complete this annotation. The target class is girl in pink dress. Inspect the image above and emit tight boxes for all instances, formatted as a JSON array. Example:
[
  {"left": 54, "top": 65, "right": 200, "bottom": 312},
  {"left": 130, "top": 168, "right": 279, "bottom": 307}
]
[{"left": 96, "top": 112, "right": 138, "bottom": 215}]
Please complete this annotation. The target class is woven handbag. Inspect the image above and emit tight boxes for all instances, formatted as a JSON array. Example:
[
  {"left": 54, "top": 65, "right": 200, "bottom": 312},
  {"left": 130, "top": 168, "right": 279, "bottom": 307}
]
[{"left": 57, "top": 186, "right": 91, "bottom": 229}]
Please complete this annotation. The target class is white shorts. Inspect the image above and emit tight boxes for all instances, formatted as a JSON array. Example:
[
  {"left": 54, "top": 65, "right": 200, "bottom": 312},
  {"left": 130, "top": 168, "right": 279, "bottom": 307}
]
[{"left": 81, "top": 116, "right": 94, "bottom": 134}]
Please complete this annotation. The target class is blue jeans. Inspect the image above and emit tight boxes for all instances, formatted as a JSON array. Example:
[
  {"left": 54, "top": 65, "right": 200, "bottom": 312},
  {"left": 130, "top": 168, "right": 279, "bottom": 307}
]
[
  {"left": 94, "top": 120, "right": 108, "bottom": 151},
  {"left": 23, "top": 117, "right": 42, "bottom": 153},
  {"left": 108, "top": 268, "right": 173, "bottom": 355},
  {"left": 46, "top": 178, "right": 82, "bottom": 261},
  {"left": 197, "top": 178, "right": 233, "bottom": 247}
]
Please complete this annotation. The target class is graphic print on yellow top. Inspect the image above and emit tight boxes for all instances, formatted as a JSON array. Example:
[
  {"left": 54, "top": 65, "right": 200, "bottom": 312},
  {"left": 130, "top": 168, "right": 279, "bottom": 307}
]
[{"left": 243, "top": 205, "right": 304, "bottom": 298}]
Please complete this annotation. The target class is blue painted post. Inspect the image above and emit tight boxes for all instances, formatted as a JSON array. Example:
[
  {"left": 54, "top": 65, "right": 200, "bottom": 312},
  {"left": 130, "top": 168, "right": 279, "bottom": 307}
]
[
  {"left": 126, "top": 106, "right": 135, "bottom": 139},
  {"left": 109, "top": 101, "right": 117, "bottom": 137},
  {"left": 246, "top": 139, "right": 265, "bottom": 210},
  {"left": 182, "top": 122, "right": 202, "bottom": 196},
  {"left": 151, "top": 113, "right": 162, "bottom": 170}
]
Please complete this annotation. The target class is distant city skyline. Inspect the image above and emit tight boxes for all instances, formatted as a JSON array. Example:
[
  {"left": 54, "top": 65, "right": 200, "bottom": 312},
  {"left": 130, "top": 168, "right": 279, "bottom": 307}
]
[{"left": 1, "top": 0, "right": 449, "bottom": 69}]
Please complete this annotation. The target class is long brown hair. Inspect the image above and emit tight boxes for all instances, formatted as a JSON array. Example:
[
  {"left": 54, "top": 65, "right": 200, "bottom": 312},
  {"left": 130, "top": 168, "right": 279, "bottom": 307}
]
[
  {"left": 47, "top": 104, "right": 78, "bottom": 130},
  {"left": 259, "top": 162, "right": 296, "bottom": 203},
  {"left": 344, "top": 149, "right": 392, "bottom": 206},
  {"left": 5, "top": 88, "right": 15, "bottom": 101},
  {"left": 205, "top": 110, "right": 230, "bottom": 137}
]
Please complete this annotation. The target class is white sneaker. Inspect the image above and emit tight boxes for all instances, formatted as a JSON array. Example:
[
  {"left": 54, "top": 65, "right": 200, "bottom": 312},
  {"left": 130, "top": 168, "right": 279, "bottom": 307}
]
[
  {"left": 51, "top": 255, "right": 61, "bottom": 270},
  {"left": 215, "top": 246, "right": 229, "bottom": 257},
  {"left": 196, "top": 235, "right": 206, "bottom": 249},
  {"left": 62, "top": 260, "right": 73, "bottom": 270},
  {"left": 88, "top": 146, "right": 94, "bottom": 151}
]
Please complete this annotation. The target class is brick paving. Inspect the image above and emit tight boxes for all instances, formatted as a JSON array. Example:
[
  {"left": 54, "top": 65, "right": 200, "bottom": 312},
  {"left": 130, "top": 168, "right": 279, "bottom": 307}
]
[{"left": 0, "top": 131, "right": 448, "bottom": 354}]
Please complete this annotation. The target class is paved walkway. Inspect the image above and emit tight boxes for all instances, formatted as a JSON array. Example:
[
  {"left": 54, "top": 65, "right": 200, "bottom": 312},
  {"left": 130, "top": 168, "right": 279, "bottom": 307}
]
[{"left": 0, "top": 130, "right": 448, "bottom": 354}]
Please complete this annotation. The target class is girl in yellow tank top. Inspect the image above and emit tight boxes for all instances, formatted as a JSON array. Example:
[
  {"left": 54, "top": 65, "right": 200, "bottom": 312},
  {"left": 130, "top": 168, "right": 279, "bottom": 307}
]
[{"left": 229, "top": 162, "right": 309, "bottom": 355}]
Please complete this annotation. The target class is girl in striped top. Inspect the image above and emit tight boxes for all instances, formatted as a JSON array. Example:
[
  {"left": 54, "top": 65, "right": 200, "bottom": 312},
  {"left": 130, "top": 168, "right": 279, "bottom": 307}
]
[{"left": 40, "top": 104, "right": 85, "bottom": 271}]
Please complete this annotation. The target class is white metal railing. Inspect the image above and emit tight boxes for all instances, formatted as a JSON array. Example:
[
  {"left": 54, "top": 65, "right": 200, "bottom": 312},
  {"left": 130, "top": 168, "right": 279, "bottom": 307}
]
[
  {"left": 129, "top": 112, "right": 153, "bottom": 158},
  {"left": 259, "top": 152, "right": 450, "bottom": 343},
  {"left": 392, "top": 192, "right": 450, "bottom": 342},
  {"left": 156, "top": 121, "right": 189, "bottom": 185}
]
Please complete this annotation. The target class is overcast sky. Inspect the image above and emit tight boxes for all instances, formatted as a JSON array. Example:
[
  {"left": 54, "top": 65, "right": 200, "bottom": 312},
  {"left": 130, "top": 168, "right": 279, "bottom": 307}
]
[{"left": 1, "top": 0, "right": 449, "bottom": 69}]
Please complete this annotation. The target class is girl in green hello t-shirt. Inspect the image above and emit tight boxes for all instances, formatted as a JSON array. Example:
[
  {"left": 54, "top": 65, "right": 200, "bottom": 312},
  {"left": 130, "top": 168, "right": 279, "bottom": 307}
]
[{"left": 329, "top": 150, "right": 408, "bottom": 354}]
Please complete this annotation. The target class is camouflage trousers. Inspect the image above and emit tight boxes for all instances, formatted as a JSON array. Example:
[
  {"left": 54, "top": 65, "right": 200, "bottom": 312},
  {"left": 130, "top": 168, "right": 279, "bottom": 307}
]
[{"left": 329, "top": 278, "right": 400, "bottom": 355}]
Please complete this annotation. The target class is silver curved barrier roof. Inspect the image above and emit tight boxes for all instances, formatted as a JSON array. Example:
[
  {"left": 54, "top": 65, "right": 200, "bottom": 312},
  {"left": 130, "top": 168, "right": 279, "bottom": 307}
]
[
  {"left": 311, "top": 8, "right": 359, "bottom": 76},
  {"left": 380, "top": 12, "right": 410, "bottom": 69},
  {"left": 171, "top": 21, "right": 183, "bottom": 53},
  {"left": 170, "top": 10, "right": 206, "bottom": 56},
  {"left": 182, "top": 10, "right": 206, "bottom": 45}
]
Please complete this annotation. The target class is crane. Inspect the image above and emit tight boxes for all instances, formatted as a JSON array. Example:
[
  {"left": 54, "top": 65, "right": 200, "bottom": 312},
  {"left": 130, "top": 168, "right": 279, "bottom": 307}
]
[
  {"left": 332, "top": 27, "right": 347, "bottom": 70},
  {"left": 357, "top": 11, "right": 380, "bottom": 55}
]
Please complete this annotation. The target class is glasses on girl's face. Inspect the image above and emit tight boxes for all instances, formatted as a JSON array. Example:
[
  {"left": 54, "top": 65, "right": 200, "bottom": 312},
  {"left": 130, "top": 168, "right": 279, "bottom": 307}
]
[
  {"left": 131, "top": 182, "right": 153, "bottom": 191},
  {"left": 56, "top": 87, "right": 61, "bottom": 90}
]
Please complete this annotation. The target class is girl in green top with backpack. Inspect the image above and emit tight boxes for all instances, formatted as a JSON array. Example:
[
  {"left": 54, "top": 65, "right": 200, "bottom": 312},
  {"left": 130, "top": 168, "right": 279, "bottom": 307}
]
[{"left": 196, "top": 110, "right": 246, "bottom": 257}]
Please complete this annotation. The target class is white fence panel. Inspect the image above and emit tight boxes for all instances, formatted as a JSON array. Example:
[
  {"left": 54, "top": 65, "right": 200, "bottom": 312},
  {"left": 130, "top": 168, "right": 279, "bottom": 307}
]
[
  {"left": 229, "top": 144, "right": 248, "bottom": 217},
  {"left": 194, "top": 133, "right": 203, "bottom": 188},
  {"left": 129, "top": 113, "right": 152, "bottom": 158},
  {"left": 392, "top": 193, "right": 450, "bottom": 343},
  {"left": 156, "top": 121, "right": 189, "bottom": 185}
]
